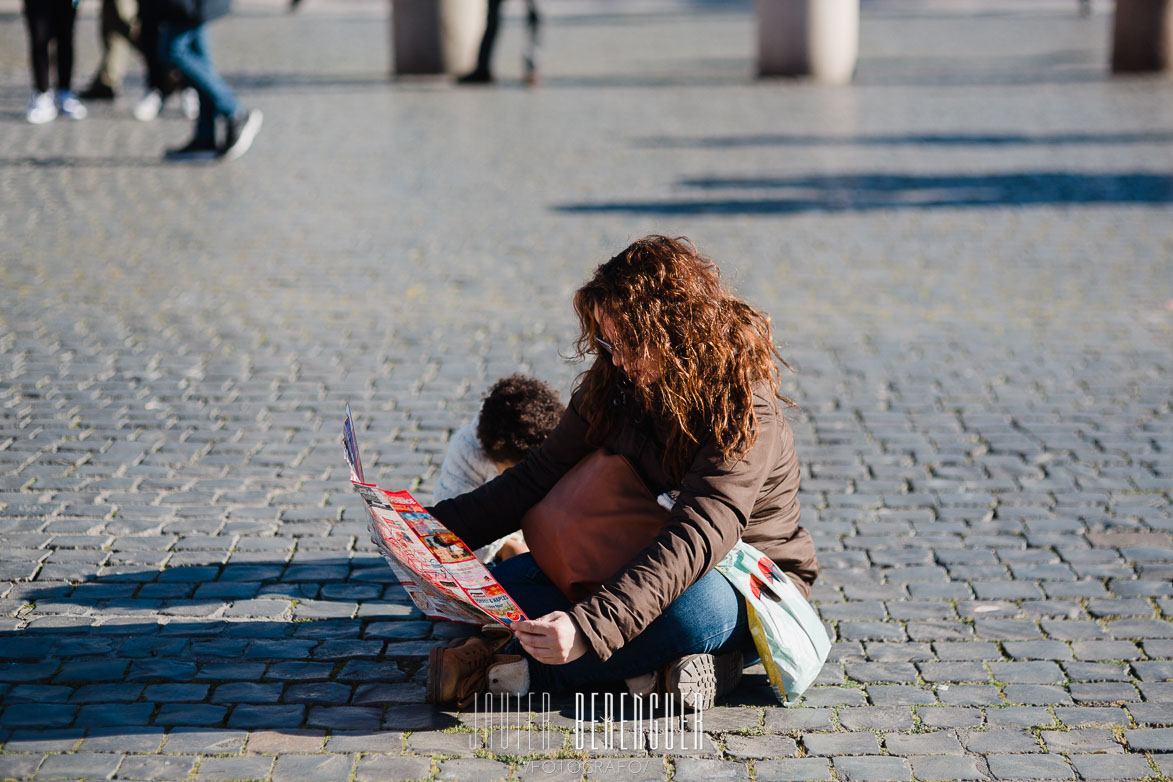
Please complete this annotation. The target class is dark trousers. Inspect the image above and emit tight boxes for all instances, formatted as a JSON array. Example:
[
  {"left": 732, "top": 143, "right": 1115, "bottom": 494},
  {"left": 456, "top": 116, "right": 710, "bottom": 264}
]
[
  {"left": 24, "top": 0, "right": 78, "bottom": 92},
  {"left": 473, "top": 0, "right": 540, "bottom": 77}
]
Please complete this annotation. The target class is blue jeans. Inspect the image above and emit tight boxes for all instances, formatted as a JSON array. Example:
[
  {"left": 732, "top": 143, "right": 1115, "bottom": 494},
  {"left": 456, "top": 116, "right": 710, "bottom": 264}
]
[
  {"left": 159, "top": 22, "right": 238, "bottom": 144},
  {"left": 492, "top": 553, "right": 752, "bottom": 695}
]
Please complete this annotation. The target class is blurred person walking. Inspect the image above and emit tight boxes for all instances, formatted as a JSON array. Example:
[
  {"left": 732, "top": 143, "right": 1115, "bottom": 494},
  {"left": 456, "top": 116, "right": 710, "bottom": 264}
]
[
  {"left": 23, "top": 0, "right": 87, "bottom": 123},
  {"left": 458, "top": 0, "right": 540, "bottom": 85},
  {"left": 79, "top": 0, "right": 199, "bottom": 120},
  {"left": 149, "top": 0, "right": 262, "bottom": 161},
  {"left": 78, "top": 0, "right": 138, "bottom": 100}
]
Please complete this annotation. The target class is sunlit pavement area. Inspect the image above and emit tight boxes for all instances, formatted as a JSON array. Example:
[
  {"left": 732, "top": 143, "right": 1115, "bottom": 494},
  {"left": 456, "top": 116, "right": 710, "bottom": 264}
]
[{"left": 1, "top": 0, "right": 1172, "bottom": 779}]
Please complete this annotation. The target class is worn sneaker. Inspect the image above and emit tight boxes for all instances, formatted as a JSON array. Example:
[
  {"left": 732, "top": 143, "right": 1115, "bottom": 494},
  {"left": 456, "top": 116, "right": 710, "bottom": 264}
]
[
  {"left": 57, "top": 90, "right": 87, "bottom": 120},
  {"left": 663, "top": 650, "right": 744, "bottom": 710},
  {"left": 164, "top": 137, "right": 219, "bottom": 162},
  {"left": 133, "top": 89, "right": 164, "bottom": 121},
  {"left": 221, "top": 108, "right": 263, "bottom": 161},
  {"left": 26, "top": 91, "right": 57, "bottom": 124},
  {"left": 180, "top": 88, "right": 200, "bottom": 120}
]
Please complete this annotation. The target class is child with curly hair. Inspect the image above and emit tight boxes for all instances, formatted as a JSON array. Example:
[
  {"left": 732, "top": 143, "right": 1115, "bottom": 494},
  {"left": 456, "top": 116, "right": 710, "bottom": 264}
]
[{"left": 433, "top": 374, "right": 564, "bottom": 564}]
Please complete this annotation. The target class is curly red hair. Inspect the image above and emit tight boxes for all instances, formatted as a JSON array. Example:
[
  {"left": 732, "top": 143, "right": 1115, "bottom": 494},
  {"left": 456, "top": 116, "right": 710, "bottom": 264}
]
[{"left": 571, "top": 235, "right": 793, "bottom": 481}]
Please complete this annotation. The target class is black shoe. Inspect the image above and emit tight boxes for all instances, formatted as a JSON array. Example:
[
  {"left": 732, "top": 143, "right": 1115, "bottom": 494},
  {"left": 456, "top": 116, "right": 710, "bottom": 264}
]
[
  {"left": 221, "top": 108, "right": 263, "bottom": 161},
  {"left": 164, "top": 137, "right": 219, "bottom": 162},
  {"left": 457, "top": 70, "right": 493, "bottom": 85},
  {"left": 80, "top": 82, "right": 116, "bottom": 101}
]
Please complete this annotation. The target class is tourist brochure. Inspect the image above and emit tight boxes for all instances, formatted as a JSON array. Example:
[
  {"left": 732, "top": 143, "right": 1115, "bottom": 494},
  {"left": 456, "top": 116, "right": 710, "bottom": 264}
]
[{"left": 342, "top": 404, "right": 527, "bottom": 628}]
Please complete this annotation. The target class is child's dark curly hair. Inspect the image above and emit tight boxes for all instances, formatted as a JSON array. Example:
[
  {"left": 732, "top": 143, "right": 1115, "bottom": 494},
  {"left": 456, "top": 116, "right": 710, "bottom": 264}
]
[{"left": 476, "top": 374, "right": 565, "bottom": 466}]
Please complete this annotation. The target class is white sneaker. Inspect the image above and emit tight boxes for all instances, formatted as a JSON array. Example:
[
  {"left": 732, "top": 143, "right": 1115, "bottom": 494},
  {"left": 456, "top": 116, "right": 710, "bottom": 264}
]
[
  {"left": 57, "top": 89, "right": 87, "bottom": 120},
  {"left": 133, "top": 89, "right": 163, "bottom": 121},
  {"left": 180, "top": 88, "right": 200, "bottom": 119},
  {"left": 26, "top": 91, "right": 57, "bottom": 124}
]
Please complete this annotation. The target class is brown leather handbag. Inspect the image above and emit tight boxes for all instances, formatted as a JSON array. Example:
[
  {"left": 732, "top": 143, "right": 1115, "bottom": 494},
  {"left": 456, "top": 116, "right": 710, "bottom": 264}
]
[{"left": 521, "top": 448, "right": 669, "bottom": 603}]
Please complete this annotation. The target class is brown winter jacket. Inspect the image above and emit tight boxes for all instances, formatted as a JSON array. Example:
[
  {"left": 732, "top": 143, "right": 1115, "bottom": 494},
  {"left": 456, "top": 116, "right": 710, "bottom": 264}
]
[{"left": 429, "top": 382, "right": 818, "bottom": 662}]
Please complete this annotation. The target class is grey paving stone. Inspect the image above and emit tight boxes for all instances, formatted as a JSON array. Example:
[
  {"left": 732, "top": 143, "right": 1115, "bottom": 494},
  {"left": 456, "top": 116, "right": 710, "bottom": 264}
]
[
  {"left": 0, "top": 703, "right": 76, "bottom": 728},
  {"left": 798, "top": 688, "right": 868, "bottom": 707},
  {"left": 1040, "top": 622, "right": 1108, "bottom": 642},
  {"left": 882, "top": 730, "right": 965, "bottom": 755},
  {"left": 1066, "top": 753, "right": 1155, "bottom": 781},
  {"left": 1139, "top": 681, "right": 1173, "bottom": 701},
  {"left": 407, "top": 730, "right": 480, "bottom": 757},
  {"left": 696, "top": 707, "right": 761, "bottom": 732},
  {"left": 937, "top": 685, "right": 1003, "bottom": 707},
  {"left": 722, "top": 733, "right": 798, "bottom": 759},
  {"left": 1039, "top": 728, "right": 1121, "bottom": 755},
  {"left": 751, "top": 758, "right": 831, "bottom": 781},
  {"left": 0, "top": 730, "right": 84, "bottom": 753},
  {"left": 271, "top": 754, "right": 353, "bottom": 782},
  {"left": 435, "top": 758, "right": 510, "bottom": 781},
  {"left": 1001, "top": 685, "right": 1073, "bottom": 706},
  {"left": 160, "top": 728, "right": 247, "bottom": 755},
  {"left": 919, "top": 662, "right": 990, "bottom": 683},
  {"left": 306, "top": 706, "right": 382, "bottom": 731},
  {"left": 584, "top": 757, "right": 668, "bottom": 781},
  {"left": 907, "top": 755, "right": 989, "bottom": 782},
  {"left": 832, "top": 756, "right": 911, "bottom": 782},
  {"left": 226, "top": 705, "right": 306, "bottom": 729},
  {"left": 961, "top": 729, "right": 1042, "bottom": 754},
  {"left": 801, "top": 732, "right": 881, "bottom": 756},
  {"left": 845, "top": 662, "right": 919, "bottom": 684},
  {"left": 867, "top": 685, "right": 936, "bottom": 706},
  {"left": 985, "top": 754, "right": 1074, "bottom": 780},
  {"left": 193, "top": 755, "right": 275, "bottom": 781},
  {"left": 984, "top": 708, "right": 1057, "bottom": 729},
  {"left": 1003, "top": 641, "right": 1073, "bottom": 661},
  {"left": 672, "top": 758, "right": 750, "bottom": 782},
  {"left": 1052, "top": 707, "right": 1131, "bottom": 728},
  {"left": 36, "top": 752, "right": 123, "bottom": 780},
  {"left": 837, "top": 707, "right": 914, "bottom": 732},
  {"left": 1127, "top": 702, "right": 1173, "bottom": 726},
  {"left": 763, "top": 708, "right": 834, "bottom": 733},
  {"left": 114, "top": 754, "right": 197, "bottom": 781},
  {"left": 989, "top": 662, "right": 1065, "bottom": 685},
  {"left": 80, "top": 726, "right": 166, "bottom": 753},
  {"left": 1124, "top": 727, "right": 1173, "bottom": 752},
  {"left": 933, "top": 643, "right": 1003, "bottom": 662},
  {"left": 917, "top": 706, "right": 984, "bottom": 729},
  {"left": 1068, "top": 682, "right": 1139, "bottom": 704},
  {"left": 354, "top": 755, "right": 431, "bottom": 782},
  {"left": 0, "top": 754, "right": 43, "bottom": 780},
  {"left": 382, "top": 705, "right": 458, "bottom": 732},
  {"left": 154, "top": 704, "right": 227, "bottom": 726},
  {"left": 1063, "top": 662, "right": 1130, "bottom": 682},
  {"left": 1133, "top": 660, "right": 1173, "bottom": 680}
]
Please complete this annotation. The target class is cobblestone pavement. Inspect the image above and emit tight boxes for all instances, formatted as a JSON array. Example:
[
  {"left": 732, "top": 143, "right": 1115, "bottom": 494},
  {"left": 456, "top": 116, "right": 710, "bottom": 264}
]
[{"left": 2, "top": 0, "right": 1173, "bottom": 779}]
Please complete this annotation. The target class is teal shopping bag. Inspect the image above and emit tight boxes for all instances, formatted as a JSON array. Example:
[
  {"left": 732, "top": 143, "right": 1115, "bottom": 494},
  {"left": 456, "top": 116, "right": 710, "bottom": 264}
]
[{"left": 715, "top": 541, "right": 831, "bottom": 706}]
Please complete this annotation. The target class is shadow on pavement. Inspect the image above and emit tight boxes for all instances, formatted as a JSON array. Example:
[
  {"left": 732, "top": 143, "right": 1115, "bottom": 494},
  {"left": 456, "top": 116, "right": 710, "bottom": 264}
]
[
  {"left": 0, "top": 559, "right": 465, "bottom": 736},
  {"left": 0, "top": 559, "right": 778, "bottom": 742},
  {"left": 636, "top": 131, "right": 1173, "bottom": 149},
  {"left": 555, "top": 171, "right": 1173, "bottom": 216}
]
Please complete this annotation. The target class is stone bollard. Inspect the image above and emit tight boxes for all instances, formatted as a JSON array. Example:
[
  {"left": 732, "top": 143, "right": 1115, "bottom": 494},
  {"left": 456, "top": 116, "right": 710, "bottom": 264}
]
[
  {"left": 391, "top": 0, "right": 487, "bottom": 76},
  {"left": 1111, "top": 0, "right": 1173, "bottom": 73},
  {"left": 756, "top": 0, "right": 860, "bottom": 84}
]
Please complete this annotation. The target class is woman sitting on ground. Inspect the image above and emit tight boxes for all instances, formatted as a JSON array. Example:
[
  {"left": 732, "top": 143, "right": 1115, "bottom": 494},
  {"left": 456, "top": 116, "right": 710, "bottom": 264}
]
[{"left": 427, "top": 235, "right": 818, "bottom": 708}]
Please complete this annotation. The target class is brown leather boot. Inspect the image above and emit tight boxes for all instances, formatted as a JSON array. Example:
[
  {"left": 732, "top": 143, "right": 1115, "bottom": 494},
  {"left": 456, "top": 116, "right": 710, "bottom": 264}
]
[{"left": 426, "top": 629, "right": 517, "bottom": 708}]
